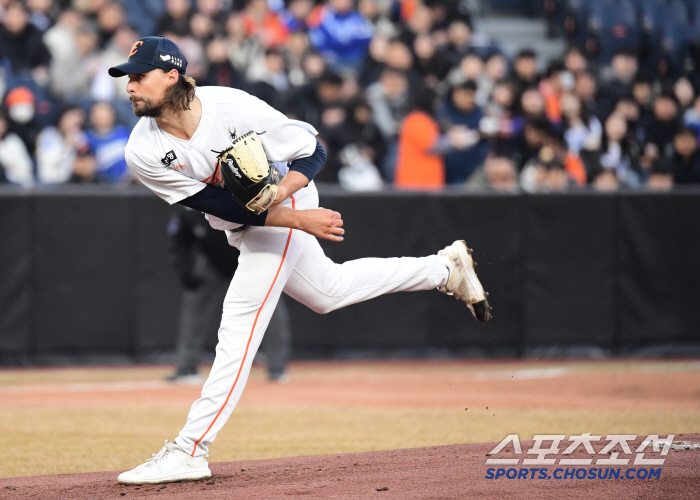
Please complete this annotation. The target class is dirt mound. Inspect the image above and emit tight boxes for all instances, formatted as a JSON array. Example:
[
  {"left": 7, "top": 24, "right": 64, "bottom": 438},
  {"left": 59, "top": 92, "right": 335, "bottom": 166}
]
[{"left": 1, "top": 436, "right": 698, "bottom": 499}]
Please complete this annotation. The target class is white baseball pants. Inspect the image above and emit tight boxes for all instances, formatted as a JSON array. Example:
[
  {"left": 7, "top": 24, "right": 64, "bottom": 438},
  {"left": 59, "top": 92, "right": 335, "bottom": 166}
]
[{"left": 175, "top": 183, "right": 449, "bottom": 457}]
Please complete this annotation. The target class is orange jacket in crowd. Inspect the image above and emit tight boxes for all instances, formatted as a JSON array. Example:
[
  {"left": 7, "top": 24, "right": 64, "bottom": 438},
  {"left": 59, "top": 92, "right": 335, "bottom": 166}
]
[
  {"left": 539, "top": 80, "right": 562, "bottom": 124},
  {"left": 394, "top": 111, "right": 445, "bottom": 189},
  {"left": 241, "top": 11, "right": 289, "bottom": 47},
  {"left": 564, "top": 152, "right": 587, "bottom": 185}
]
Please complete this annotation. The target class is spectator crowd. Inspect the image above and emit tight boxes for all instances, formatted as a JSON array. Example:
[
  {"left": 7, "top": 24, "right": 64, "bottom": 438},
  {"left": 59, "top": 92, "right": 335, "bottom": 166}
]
[{"left": 0, "top": 0, "right": 699, "bottom": 192}]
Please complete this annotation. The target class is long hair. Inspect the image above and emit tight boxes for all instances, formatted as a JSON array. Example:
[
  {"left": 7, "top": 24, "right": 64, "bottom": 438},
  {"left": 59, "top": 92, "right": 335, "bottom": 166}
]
[{"left": 163, "top": 72, "right": 197, "bottom": 112}]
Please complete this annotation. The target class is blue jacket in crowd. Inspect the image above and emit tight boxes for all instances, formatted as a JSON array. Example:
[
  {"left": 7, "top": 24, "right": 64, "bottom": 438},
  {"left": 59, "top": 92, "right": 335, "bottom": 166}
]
[
  {"left": 309, "top": 7, "right": 373, "bottom": 70},
  {"left": 86, "top": 125, "right": 130, "bottom": 182}
]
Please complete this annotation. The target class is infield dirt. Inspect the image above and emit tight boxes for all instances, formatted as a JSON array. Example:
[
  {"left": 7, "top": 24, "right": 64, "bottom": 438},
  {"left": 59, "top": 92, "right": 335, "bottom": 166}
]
[{"left": 0, "top": 436, "right": 698, "bottom": 499}]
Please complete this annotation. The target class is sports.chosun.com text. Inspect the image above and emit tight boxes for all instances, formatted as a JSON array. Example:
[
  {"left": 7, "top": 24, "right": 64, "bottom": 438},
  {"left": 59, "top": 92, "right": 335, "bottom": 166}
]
[{"left": 485, "top": 467, "right": 662, "bottom": 480}]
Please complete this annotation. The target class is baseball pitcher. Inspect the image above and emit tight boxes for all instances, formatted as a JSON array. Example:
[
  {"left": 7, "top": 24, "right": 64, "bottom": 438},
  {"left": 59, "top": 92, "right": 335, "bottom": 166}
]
[{"left": 109, "top": 36, "right": 491, "bottom": 485}]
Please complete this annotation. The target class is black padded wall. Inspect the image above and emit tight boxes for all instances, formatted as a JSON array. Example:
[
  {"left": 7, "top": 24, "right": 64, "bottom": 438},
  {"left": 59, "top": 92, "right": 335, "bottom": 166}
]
[
  {"left": 524, "top": 194, "right": 617, "bottom": 346},
  {"left": 1, "top": 187, "right": 699, "bottom": 358},
  {"left": 0, "top": 194, "right": 31, "bottom": 352},
  {"left": 618, "top": 193, "right": 700, "bottom": 346},
  {"left": 131, "top": 195, "right": 183, "bottom": 352},
  {"left": 32, "top": 193, "right": 131, "bottom": 351}
]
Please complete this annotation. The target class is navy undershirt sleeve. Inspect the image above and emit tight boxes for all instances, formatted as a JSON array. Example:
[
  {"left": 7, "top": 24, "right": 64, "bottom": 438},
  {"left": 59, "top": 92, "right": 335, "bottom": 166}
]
[
  {"left": 288, "top": 140, "right": 326, "bottom": 181},
  {"left": 178, "top": 142, "right": 325, "bottom": 223},
  {"left": 177, "top": 184, "right": 268, "bottom": 226}
]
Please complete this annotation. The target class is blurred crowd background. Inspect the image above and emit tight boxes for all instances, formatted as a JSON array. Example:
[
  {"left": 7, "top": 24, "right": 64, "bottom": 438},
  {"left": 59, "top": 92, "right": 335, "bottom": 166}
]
[{"left": 1, "top": 0, "right": 699, "bottom": 192}]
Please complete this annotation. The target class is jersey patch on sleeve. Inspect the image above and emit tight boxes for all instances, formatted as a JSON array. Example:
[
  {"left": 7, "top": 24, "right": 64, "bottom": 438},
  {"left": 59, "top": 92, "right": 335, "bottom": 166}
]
[{"left": 161, "top": 150, "right": 177, "bottom": 166}]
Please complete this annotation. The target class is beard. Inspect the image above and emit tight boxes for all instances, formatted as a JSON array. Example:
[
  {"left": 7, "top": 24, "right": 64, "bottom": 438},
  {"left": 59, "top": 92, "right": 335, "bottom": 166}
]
[{"left": 131, "top": 96, "right": 166, "bottom": 117}]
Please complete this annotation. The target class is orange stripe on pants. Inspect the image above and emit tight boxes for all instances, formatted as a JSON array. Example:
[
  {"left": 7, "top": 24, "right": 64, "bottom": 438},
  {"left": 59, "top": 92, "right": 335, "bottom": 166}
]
[{"left": 190, "top": 196, "right": 296, "bottom": 456}]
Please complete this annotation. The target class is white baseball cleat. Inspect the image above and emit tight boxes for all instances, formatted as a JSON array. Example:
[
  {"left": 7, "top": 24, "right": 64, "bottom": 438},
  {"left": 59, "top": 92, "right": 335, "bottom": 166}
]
[
  {"left": 117, "top": 440, "right": 211, "bottom": 485},
  {"left": 437, "top": 240, "right": 492, "bottom": 322}
]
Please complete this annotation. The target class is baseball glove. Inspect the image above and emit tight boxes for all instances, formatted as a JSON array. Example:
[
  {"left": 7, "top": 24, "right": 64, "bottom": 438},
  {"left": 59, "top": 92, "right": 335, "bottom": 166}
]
[{"left": 215, "top": 131, "right": 280, "bottom": 214}]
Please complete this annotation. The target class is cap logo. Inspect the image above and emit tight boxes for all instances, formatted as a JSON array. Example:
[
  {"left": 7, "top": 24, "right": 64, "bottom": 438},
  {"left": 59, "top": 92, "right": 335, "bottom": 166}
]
[
  {"left": 158, "top": 52, "right": 183, "bottom": 68},
  {"left": 129, "top": 41, "right": 143, "bottom": 58}
]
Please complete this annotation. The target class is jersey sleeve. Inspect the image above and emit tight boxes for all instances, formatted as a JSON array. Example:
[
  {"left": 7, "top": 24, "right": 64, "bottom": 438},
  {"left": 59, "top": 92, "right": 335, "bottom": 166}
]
[
  {"left": 247, "top": 99, "right": 318, "bottom": 163},
  {"left": 125, "top": 147, "right": 206, "bottom": 205}
]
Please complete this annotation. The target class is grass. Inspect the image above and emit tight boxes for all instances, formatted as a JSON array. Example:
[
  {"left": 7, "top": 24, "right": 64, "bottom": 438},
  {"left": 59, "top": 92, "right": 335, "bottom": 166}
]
[
  {"left": 0, "top": 405, "right": 697, "bottom": 478},
  {"left": 1, "top": 359, "right": 698, "bottom": 386}
]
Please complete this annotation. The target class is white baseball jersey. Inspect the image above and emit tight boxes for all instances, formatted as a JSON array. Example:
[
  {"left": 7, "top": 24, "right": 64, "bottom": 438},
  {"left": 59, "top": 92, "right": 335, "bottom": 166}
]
[
  {"left": 125, "top": 86, "right": 318, "bottom": 233},
  {"left": 122, "top": 85, "right": 449, "bottom": 459}
]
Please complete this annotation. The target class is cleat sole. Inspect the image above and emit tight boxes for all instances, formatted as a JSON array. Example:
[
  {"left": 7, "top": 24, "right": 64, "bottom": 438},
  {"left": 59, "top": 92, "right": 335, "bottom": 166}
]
[{"left": 471, "top": 299, "right": 492, "bottom": 322}]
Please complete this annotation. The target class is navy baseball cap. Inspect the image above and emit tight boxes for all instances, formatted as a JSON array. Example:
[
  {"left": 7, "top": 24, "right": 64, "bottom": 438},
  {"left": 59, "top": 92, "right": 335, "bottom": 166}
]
[{"left": 108, "top": 36, "right": 187, "bottom": 77}]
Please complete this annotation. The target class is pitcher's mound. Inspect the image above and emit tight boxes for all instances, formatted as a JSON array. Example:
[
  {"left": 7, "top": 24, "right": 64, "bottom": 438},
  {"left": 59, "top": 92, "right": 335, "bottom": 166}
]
[{"left": 1, "top": 436, "right": 698, "bottom": 499}]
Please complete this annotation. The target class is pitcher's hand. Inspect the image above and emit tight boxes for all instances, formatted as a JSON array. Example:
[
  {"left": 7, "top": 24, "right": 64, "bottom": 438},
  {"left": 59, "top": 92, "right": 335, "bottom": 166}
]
[{"left": 298, "top": 208, "right": 344, "bottom": 242}]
